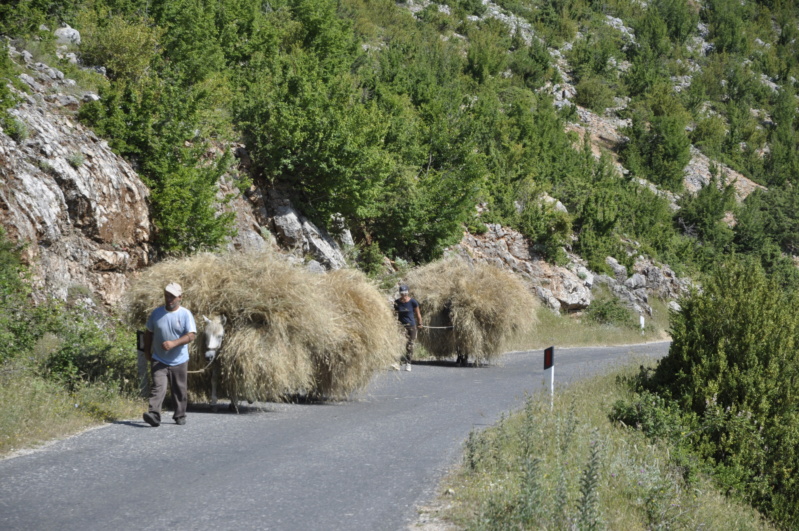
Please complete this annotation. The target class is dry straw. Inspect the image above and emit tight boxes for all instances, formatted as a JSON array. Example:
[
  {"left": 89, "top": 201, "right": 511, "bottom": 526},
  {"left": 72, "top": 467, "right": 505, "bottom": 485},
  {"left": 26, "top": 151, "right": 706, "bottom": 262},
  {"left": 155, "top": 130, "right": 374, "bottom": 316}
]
[
  {"left": 405, "top": 259, "right": 538, "bottom": 364},
  {"left": 125, "top": 252, "right": 404, "bottom": 402}
]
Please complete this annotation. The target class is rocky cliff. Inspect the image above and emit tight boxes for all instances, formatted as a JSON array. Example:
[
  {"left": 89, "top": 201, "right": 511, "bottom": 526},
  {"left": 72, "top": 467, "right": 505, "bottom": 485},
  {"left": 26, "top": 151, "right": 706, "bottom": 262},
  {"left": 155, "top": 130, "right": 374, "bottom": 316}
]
[{"left": 1, "top": 46, "right": 150, "bottom": 305}]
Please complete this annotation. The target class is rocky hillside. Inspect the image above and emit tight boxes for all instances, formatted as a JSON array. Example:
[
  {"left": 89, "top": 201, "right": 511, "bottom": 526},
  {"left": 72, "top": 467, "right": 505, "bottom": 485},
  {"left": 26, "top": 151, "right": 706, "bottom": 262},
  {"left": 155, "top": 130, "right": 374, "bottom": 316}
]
[
  {"left": 2, "top": 0, "right": 798, "bottom": 313},
  {"left": 0, "top": 35, "right": 685, "bottom": 315}
]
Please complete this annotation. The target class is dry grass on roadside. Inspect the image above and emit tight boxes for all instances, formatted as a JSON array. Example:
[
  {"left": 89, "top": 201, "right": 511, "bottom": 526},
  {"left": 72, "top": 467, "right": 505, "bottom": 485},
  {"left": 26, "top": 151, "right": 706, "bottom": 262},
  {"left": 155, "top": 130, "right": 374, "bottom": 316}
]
[
  {"left": 507, "top": 297, "right": 672, "bottom": 351},
  {"left": 0, "top": 371, "right": 141, "bottom": 457},
  {"left": 424, "top": 361, "right": 772, "bottom": 530}
]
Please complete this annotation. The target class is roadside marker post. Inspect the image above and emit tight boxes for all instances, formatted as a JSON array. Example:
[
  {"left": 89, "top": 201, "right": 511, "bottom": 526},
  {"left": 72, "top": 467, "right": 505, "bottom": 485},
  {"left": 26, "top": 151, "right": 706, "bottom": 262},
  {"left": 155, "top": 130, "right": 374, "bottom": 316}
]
[
  {"left": 136, "top": 330, "right": 150, "bottom": 398},
  {"left": 639, "top": 314, "right": 645, "bottom": 336},
  {"left": 544, "top": 346, "right": 554, "bottom": 411}
]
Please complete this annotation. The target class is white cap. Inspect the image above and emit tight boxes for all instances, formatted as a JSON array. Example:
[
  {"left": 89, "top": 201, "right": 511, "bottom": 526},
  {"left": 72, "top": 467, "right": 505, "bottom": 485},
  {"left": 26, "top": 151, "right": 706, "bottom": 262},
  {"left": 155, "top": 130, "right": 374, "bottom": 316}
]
[{"left": 164, "top": 282, "right": 183, "bottom": 297}]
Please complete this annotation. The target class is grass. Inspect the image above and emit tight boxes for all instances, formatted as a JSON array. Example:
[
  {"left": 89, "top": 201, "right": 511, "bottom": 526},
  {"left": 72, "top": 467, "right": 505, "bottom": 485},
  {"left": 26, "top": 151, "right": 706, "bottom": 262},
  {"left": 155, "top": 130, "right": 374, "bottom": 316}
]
[
  {"left": 509, "top": 296, "right": 672, "bottom": 351},
  {"left": 421, "top": 362, "right": 773, "bottom": 530},
  {"left": 0, "top": 369, "right": 142, "bottom": 457}
]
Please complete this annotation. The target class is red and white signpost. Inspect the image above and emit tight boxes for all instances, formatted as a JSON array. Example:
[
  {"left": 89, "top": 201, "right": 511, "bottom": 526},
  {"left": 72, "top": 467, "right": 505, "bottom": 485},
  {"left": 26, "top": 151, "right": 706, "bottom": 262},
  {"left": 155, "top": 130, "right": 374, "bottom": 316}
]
[{"left": 544, "top": 346, "right": 554, "bottom": 410}]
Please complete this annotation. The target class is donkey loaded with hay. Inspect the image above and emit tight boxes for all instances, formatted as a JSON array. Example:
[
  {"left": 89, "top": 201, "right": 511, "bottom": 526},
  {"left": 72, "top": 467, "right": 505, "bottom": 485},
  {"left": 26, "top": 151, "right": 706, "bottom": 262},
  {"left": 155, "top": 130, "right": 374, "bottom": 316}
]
[
  {"left": 404, "top": 260, "right": 538, "bottom": 366},
  {"left": 127, "top": 252, "right": 405, "bottom": 409}
]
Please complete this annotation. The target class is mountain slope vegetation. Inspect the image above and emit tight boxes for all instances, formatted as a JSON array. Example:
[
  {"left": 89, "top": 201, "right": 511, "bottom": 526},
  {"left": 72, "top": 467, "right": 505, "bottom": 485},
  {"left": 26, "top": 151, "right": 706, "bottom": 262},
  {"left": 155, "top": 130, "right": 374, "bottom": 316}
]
[{"left": 3, "top": 0, "right": 798, "bottom": 280}]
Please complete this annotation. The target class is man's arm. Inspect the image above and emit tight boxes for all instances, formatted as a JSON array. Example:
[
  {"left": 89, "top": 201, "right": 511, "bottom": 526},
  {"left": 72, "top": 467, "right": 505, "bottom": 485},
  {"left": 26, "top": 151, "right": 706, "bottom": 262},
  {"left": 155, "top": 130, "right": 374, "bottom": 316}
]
[
  {"left": 414, "top": 304, "right": 423, "bottom": 328},
  {"left": 161, "top": 332, "right": 196, "bottom": 353}
]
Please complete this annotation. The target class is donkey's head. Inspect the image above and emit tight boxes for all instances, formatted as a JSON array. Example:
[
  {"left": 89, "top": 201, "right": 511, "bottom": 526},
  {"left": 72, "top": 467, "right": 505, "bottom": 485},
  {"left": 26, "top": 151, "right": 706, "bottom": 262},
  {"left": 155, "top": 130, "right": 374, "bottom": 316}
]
[{"left": 202, "top": 315, "right": 227, "bottom": 362}]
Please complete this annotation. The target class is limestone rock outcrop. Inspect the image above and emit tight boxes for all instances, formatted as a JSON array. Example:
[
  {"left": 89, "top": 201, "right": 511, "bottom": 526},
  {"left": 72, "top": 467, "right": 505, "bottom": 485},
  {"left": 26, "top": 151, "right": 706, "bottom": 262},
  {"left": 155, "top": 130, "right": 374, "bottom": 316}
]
[
  {"left": 267, "top": 191, "right": 349, "bottom": 270},
  {"left": 1, "top": 46, "right": 150, "bottom": 305},
  {"left": 450, "top": 224, "right": 593, "bottom": 312},
  {"left": 450, "top": 223, "right": 692, "bottom": 315}
]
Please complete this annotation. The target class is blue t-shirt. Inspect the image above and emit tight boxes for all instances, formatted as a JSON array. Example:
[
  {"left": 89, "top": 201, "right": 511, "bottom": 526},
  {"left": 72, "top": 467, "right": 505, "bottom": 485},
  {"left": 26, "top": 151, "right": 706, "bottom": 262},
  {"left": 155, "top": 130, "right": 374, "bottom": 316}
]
[
  {"left": 394, "top": 298, "right": 419, "bottom": 327},
  {"left": 146, "top": 306, "right": 196, "bottom": 366}
]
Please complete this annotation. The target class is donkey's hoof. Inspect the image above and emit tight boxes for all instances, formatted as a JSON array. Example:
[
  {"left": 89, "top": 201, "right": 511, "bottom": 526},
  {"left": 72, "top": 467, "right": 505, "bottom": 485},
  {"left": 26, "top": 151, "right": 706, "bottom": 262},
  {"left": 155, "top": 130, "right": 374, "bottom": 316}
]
[{"left": 228, "top": 402, "right": 239, "bottom": 413}]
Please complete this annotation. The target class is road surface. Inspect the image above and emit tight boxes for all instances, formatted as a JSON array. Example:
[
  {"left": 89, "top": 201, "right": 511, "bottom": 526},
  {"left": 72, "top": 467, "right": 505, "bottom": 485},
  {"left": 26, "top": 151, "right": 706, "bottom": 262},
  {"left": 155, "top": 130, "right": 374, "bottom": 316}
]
[{"left": 0, "top": 342, "right": 669, "bottom": 531}]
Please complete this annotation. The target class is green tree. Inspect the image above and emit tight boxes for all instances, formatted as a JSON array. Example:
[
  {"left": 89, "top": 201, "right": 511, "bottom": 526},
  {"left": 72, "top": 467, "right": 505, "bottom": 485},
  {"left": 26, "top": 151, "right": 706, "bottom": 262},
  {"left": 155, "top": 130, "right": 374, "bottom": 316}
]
[
  {"left": 652, "top": 0, "right": 697, "bottom": 44},
  {"left": 238, "top": 50, "right": 392, "bottom": 222},
  {"left": 674, "top": 170, "right": 736, "bottom": 249},
  {"left": 705, "top": 0, "right": 750, "bottom": 55},
  {"left": 652, "top": 258, "right": 799, "bottom": 525},
  {"left": 622, "top": 96, "right": 692, "bottom": 192},
  {"left": 765, "top": 86, "right": 799, "bottom": 187}
]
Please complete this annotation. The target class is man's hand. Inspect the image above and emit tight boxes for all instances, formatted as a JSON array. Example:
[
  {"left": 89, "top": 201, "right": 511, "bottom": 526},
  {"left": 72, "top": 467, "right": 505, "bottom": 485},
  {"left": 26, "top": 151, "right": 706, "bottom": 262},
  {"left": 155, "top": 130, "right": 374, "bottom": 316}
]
[{"left": 161, "top": 333, "right": 196, "bottom": 353}]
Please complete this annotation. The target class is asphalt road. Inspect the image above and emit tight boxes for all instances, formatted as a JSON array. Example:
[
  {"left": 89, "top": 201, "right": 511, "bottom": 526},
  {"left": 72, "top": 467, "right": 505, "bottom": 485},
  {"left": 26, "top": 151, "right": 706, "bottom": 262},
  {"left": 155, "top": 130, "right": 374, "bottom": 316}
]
[{"left": 0, "top": 342, "right": 670, "bottom": 531}]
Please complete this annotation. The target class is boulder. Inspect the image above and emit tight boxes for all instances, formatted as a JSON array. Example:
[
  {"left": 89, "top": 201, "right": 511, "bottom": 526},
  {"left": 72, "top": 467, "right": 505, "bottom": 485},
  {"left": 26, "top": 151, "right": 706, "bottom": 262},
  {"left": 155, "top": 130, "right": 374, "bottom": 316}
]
[
  {"left": 605, "top": 256, "right": 628, "bottom": 282},
  {"left": 268, "top": 195, "right": 347, "bottom": 270},
  {"left": 54, "top": 25, "right": 81, "bottom": 45}
]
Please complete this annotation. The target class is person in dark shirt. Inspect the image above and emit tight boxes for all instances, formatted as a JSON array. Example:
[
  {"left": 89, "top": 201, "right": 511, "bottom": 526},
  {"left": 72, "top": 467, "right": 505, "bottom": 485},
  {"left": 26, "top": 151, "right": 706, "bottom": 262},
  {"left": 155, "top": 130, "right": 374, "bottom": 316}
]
[{"left": 394, "top": 284, "right": 423, "bottom": 371}]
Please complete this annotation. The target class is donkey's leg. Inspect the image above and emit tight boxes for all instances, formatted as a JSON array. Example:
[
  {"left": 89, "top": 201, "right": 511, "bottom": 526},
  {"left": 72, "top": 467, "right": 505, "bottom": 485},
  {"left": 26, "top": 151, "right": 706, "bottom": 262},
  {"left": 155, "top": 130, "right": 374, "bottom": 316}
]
[
  {"left": 210, "top": 364, "right": 219, "bottom": 413},
  {"left": 228, "top": 391, "right": 240, "bottom": 413}
]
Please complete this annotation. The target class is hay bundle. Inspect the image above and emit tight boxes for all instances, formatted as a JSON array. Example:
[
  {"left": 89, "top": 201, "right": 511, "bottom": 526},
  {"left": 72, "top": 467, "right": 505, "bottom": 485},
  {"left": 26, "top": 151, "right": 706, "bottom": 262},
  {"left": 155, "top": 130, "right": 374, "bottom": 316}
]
[
  {"left": 405, "top": 260, "right": 538, "bottom": 363},
  {"left": 125, "top": 252, "right": 404, "bottom": 401},
  {"left": 313, "top": 268, "right": 403, "bottom": 397}
]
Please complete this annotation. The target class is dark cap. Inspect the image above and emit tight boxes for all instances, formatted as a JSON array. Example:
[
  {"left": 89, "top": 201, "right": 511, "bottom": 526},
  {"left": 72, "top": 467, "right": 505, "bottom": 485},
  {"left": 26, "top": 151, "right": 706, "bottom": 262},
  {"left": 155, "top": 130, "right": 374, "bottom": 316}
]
[{"left": 399, "top": 284, "right": 409, "bottom": 293}]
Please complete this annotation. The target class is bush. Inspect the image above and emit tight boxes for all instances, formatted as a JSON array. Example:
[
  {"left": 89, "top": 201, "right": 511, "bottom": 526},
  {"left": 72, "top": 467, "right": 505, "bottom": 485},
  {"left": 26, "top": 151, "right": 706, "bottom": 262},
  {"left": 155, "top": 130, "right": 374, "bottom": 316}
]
[
  {"left": 41, "top": 305, "right": 137, "bottom": 393},
  {"left": 76, "top": 11, "right": 163, "bottom": 82},
  {"left": 516, "top": 198, "right": 572, "bottom": 264},
  {"left": 690, "top": 114, "right": 727, "bottom": 157},
  {"left": 622, "top": 100, "right": 691, "bottom": 192},
  {"left": 673, "top": 170, "right": 736, "bottom": 250},
  {"left": 574, "top": 76, "right": 616, "bottom": 113},
  {"left": 650, "top": 258, "right": 799, "bottom": 526},
  {"left": 585, "top": 297, "right": 636, "bottom": 328}
]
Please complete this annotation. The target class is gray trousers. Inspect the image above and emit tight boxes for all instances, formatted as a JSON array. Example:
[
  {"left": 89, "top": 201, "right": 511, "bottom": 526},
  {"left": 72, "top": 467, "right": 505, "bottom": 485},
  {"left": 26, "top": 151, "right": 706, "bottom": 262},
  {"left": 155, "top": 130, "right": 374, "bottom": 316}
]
[{"left": 148, "top": 360, "right": 188, "bottom": 420}]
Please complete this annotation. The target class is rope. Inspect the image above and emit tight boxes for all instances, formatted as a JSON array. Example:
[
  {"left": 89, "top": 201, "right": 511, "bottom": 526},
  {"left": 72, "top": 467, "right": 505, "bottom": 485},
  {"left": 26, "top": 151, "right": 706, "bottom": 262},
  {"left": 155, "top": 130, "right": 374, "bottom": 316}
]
[
  {"left": 420, "top": 325, "right": 454, "bottom": 329},
  {"left": 187, "top": 359, "right": 215, "bottom": 375}
]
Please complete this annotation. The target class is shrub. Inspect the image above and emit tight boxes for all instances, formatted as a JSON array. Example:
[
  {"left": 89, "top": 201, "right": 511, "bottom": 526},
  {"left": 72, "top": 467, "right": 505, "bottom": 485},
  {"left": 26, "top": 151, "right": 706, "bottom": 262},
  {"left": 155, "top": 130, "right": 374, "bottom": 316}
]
[
  {"left": 652, "top": 0, "right": 698, "bottom": 45},
  {"left": 650, "top": 258, "right": 799, "bottom": 526},
  {"left": 66, "top": 152, "right": 84, "bottom": 168},
  {"left": 42, "top": 305, "right": 137, "bottom": 393},
  {"left": 76, "top": 11, "right": 163, "bottom": 83},
  {"left": 516, "top": 198, "right": 572, "bottom": 265},
  {"left": 690, "top": 114, "right": 727, "bottom": 157},
  {"left": 585, "top": 297, "right": 636, "bottom": 328},
  {"left": 0, "top": 42, "right": 20, "bottom": 134},
  {"left": 673, "top": 170, "right": 736, "bottom": 250},
  {"left": 622, "top": 102, "right": 691, "bottom": 192},
  {"left": 574, "top": 76, "right": 616, "bottom": 113}
]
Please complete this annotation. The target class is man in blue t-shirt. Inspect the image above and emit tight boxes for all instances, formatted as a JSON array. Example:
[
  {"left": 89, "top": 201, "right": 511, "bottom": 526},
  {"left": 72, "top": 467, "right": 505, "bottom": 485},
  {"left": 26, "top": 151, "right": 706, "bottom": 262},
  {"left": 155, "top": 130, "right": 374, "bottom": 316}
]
[
  {"left": 142, "top": 282, "right": 196, "bottom": 427},
  {"left": 394, "top": 284, "right": 423, "bottom": 372}
]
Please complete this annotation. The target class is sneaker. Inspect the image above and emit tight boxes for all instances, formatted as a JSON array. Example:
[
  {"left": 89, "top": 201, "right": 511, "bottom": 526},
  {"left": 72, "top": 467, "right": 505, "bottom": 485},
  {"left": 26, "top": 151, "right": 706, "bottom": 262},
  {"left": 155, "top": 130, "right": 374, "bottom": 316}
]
[
  {"left": 143, "top": 412, "right": 160, "bottom": 427},
  {"left": 404, "top": 363, "right": 412, "bottom": 372},
  {"left": 175, "top": 417, "right": 186, "bottom": 426}
]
